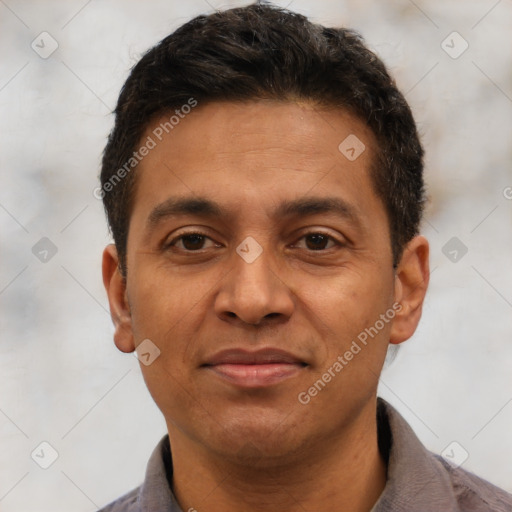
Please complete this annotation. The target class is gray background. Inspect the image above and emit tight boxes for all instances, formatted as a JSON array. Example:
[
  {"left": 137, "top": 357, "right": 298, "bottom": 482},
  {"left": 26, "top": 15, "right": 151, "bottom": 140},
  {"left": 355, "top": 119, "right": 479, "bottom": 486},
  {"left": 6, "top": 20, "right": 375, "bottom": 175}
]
[{"left": 1, "top": 0, "right": 511, "bottom": 510}]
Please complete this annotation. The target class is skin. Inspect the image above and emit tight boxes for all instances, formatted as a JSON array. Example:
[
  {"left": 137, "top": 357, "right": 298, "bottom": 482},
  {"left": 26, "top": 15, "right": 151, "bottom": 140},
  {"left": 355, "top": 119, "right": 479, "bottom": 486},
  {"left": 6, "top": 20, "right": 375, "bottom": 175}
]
[{"left": 102, "top": 100, "right": 430, "bottom": 512}]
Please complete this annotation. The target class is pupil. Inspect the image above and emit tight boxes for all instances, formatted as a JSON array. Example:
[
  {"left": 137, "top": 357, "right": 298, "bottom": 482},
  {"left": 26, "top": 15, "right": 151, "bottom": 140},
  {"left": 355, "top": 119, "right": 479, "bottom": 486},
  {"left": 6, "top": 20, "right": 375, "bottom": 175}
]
[
  {"left": 307, "top": 234, "right": 327, "bottom": 250},
  {"left": 183, "top": 234, "right": 204, "bottom": 250}
]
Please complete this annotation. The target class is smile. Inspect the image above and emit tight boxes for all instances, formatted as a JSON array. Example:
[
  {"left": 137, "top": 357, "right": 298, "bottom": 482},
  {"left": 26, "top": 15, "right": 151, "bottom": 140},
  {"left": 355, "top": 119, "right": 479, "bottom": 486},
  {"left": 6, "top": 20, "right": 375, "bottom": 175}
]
[
  {"left": 205, "top": 362, "right": 306, "bottom": 388},
  {"left": 202, "top": 348, "right": 308, "bottom": 388}
]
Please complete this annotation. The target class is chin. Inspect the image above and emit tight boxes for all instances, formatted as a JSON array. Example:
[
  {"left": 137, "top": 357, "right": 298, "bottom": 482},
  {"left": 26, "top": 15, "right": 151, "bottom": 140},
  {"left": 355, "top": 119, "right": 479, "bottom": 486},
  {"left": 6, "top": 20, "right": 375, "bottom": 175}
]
[{"left": 204, "top": 413, "right": 309, "bottom": 464}]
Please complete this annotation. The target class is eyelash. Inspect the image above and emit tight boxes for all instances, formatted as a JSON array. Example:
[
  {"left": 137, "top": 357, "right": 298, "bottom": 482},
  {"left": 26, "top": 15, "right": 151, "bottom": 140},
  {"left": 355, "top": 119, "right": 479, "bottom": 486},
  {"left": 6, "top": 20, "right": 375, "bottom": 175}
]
[{"left": 165, "top": 230, "right": 343, "bottom": 253}]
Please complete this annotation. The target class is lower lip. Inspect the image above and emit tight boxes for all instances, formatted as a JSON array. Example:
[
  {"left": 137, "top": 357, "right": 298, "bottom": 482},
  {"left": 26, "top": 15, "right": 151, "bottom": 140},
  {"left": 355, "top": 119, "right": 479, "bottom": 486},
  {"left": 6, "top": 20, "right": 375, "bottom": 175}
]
[{"left": 205, "top": 363, "right": 304, "bottom": 388}]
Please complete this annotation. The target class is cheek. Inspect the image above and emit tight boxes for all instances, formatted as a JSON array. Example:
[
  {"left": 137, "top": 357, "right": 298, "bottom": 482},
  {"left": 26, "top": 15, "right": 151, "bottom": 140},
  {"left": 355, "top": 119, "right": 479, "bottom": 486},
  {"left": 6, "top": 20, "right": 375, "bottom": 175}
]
[
  {"left": 127, "top": 268, "right": 215, "bottom": 379},
  {"left": 129, "top": 276, "right": 202, "bottom": 418},
  {"left": 300, "top": 277, "right": 394, "bottom": 391},
  {"left": 128, "top": 264, "right": 202, "bottom": 337},
  {"left": 305, "top": 274, "right": 391, "bottom": 341}
]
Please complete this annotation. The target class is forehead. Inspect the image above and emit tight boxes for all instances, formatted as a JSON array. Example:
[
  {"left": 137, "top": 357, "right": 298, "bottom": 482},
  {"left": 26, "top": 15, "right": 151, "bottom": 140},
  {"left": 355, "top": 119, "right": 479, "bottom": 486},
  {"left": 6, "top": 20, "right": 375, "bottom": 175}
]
[
  {"left": 130, "top": 100, "right": 383, "bottom": 227},
  {"left": 143, "top": 99, "right": 375, "bottom": 162}
]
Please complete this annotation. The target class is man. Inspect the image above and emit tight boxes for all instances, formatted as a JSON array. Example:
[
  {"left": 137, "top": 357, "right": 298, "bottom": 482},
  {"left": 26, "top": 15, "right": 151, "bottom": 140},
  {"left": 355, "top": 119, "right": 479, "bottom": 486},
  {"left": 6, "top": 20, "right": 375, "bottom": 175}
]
[{"left": 98, "top": 3, "right": 512, "bottom": 511}]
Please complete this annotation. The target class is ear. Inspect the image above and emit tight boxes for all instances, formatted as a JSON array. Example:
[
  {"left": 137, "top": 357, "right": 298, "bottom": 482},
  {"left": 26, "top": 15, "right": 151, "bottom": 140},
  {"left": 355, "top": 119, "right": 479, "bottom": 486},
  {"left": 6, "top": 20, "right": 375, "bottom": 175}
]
[
  {"left": 389, "top": 235, "right": 430, "bottom": 345},
  {"left": 102, "top": 244, "right": 135, "bottom": 353}
]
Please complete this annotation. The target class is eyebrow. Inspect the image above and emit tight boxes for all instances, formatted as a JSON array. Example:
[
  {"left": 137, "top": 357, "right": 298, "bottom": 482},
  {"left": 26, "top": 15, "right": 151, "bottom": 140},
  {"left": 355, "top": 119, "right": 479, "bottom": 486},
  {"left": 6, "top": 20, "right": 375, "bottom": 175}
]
[{"left": 146, "top": 195, "right": 362, "bottom": 230}]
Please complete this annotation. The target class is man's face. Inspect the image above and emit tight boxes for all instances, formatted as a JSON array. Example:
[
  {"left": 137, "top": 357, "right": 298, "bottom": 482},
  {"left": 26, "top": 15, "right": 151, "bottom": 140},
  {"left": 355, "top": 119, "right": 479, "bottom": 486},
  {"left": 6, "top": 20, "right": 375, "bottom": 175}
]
[{"left": 104, "top": 100, "right": 424, "bottom": 463}]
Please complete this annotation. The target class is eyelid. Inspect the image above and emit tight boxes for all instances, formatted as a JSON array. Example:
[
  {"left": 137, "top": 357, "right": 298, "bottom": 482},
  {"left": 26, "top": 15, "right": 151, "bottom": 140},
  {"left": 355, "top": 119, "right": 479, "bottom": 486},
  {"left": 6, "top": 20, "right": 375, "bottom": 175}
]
[
  {"left": 164, "top": 228, "right": 346, "bottom": 253},
  {"left": 164, "top": 229, "right": 217, "bottom": 249},
  {"left": 290, "top": 229, "right": 345, "bottom": 249}
]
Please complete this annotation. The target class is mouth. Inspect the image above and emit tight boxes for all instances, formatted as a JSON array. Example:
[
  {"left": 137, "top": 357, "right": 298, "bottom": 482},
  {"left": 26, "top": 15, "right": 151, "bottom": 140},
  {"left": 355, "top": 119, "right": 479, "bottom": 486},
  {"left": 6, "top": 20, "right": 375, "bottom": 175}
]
[{"left": 202, "top": 348, "right": 308, "bottom": 388}]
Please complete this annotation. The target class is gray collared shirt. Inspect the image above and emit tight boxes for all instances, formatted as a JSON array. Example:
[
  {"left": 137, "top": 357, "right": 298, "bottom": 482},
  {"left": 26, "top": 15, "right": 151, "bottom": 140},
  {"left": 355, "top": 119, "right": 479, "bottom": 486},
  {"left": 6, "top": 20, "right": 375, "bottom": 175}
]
[{"left": 98, "top": 398, "right": 512, "bottom": 511}]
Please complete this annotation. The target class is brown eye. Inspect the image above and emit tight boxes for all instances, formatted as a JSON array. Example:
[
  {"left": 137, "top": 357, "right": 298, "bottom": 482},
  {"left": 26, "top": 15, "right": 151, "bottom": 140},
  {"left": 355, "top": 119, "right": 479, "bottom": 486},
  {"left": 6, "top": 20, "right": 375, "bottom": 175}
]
[
  {"left": 294, "top": 232, "right": 339, "bottom": 251},
  {"left": 179, "top": 234, "right": 206, "bottom": 250},
  {"left": 168, "top": 232, "right": 217, "bottom": 252},
  {"left": 305, "top": 233, "right": 331, "bottom": 250}
]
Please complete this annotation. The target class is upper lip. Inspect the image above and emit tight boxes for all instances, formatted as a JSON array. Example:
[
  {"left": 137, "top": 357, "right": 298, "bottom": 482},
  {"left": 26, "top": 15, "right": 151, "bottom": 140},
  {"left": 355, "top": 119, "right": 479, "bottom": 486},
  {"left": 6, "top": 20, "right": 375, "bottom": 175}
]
[{"left": 202, "top": 348, "right": 305, "bottom": 366}]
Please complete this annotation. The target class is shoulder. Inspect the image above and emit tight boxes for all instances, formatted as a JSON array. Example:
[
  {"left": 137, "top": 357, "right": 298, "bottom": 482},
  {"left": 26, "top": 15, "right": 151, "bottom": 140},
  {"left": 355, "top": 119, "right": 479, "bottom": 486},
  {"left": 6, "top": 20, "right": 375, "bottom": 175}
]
[
  {"left": 96, "top": 434, "right": 174, "bottom": 511},
  {"left": 375, "top": 398, "right": 512, "bottom": 512},
  {"left": 97, "top": 485, "right": 141, "bottom": 512},
  {"left": 434, "top": 455, "right": 512, "bottom": 512}
]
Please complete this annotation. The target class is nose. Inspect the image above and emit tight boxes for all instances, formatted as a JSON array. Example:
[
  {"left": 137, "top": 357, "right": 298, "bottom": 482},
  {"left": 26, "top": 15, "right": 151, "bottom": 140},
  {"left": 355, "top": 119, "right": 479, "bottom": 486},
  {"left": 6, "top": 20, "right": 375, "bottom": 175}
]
[{"left": 214, "top": 241, "right": 295, "bottom": 327}]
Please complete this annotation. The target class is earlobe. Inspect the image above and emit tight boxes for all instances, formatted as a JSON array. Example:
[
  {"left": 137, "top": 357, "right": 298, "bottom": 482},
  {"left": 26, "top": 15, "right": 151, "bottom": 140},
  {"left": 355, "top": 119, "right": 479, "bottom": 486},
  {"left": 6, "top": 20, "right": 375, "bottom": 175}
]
[
  {"left": 389, "top": 235, "right": 430, "bottom": 345},
  {"left": 102, "top": 244, "right": 135, "bottom": 353}
]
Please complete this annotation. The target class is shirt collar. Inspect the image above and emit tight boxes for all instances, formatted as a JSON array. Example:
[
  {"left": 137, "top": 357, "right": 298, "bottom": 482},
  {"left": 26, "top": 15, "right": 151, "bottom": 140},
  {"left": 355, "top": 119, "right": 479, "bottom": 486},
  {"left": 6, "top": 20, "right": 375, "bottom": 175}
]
[
  {"left": 138, "top": 398, "right": 460, "bottom": 512},
  {"left": 372, "top": 397, "right": 459, "bottom": 512},
  {"left": 138, "top": 433, "right": 182, "bottom": 511}
]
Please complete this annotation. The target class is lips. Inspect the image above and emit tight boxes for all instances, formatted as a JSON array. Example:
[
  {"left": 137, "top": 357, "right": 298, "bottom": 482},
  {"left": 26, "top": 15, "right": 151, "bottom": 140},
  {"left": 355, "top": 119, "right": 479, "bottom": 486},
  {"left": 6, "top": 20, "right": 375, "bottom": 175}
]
[
  {"left": 204, "top": 348, "right": 304, "bottom": 366},
  {"left": 202, "top": 348, "right": 307, "bottom": 388}
]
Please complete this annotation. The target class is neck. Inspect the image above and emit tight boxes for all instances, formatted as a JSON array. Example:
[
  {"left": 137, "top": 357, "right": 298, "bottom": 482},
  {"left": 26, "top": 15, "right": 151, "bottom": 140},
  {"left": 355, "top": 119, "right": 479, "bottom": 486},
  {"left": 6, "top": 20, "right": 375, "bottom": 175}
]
[{"left": 167, "top": 400, "right": 386, "bottom": 512}]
